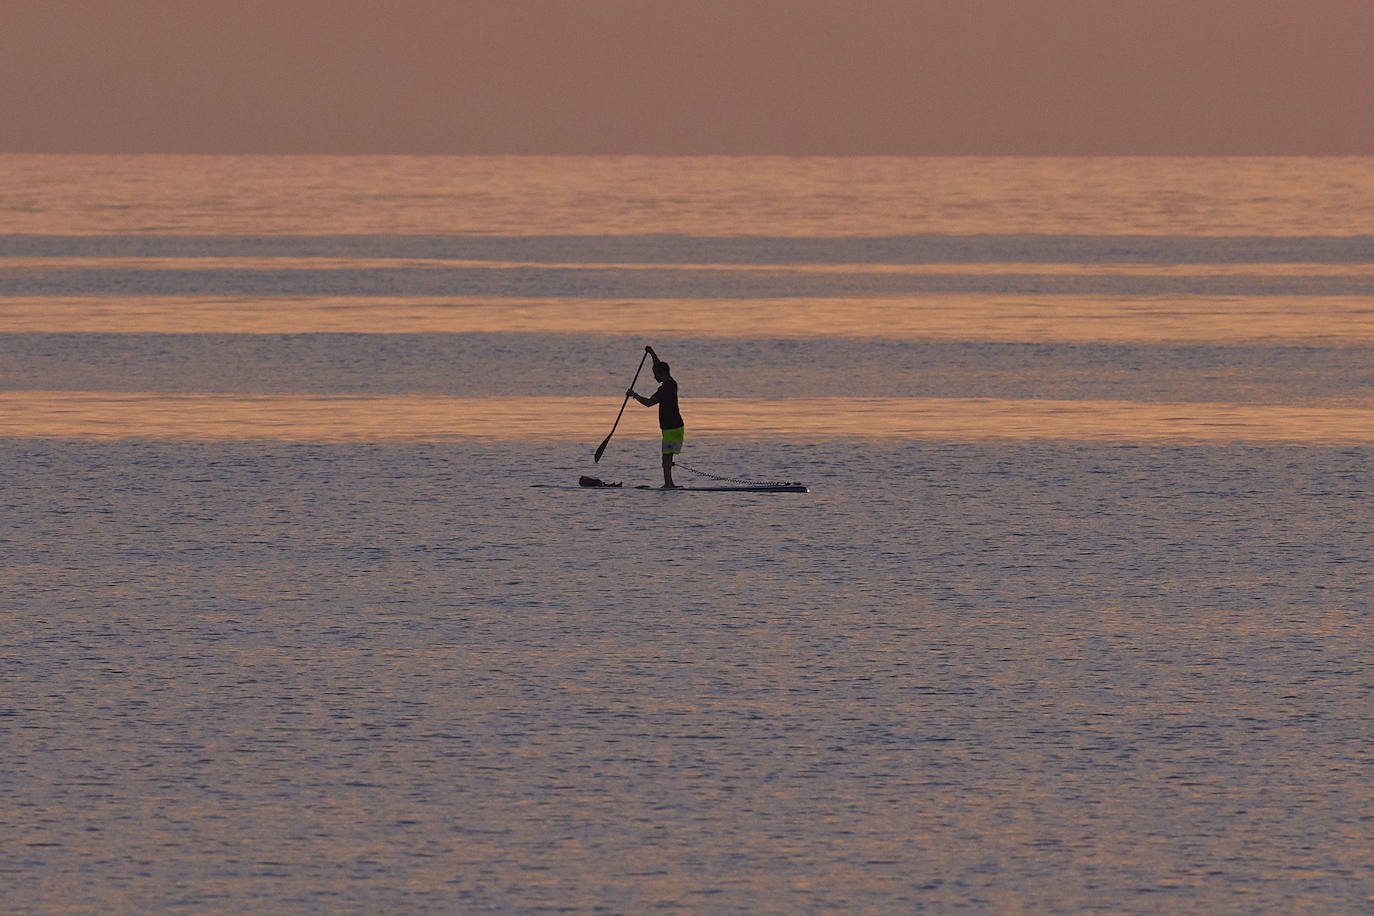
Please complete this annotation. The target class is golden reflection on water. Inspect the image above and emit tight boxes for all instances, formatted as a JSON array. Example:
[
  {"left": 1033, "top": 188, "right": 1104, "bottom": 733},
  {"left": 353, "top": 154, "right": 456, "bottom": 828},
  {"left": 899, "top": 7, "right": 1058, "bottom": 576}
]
[
  {"left": 5, "top": 392, "right": 1373, "bottom": 444},
  {"left": 5, "top": 155, "right": 1374, "bottom": 236},
  {"left": 7, "top": 295, "right": 1374, "bottom": 343}
]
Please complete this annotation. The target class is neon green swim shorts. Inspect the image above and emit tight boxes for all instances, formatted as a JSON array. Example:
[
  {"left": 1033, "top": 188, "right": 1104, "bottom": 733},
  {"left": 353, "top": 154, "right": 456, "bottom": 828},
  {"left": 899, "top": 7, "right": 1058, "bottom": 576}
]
[{"left": 661, "top": 426, "right": 685, "bottom": 454}]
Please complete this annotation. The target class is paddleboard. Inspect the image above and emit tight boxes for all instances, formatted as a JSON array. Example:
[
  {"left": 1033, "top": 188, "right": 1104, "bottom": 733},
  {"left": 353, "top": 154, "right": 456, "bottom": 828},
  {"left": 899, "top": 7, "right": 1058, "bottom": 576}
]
[
  {"left": 637, "top": 484, "right": 809, "bottom": 492},
  {"left": 529, "top": 484, "right": 620, "bottom": 489},
  {"left": 530, "top": 483, "right": 809, "bottom": 492}
]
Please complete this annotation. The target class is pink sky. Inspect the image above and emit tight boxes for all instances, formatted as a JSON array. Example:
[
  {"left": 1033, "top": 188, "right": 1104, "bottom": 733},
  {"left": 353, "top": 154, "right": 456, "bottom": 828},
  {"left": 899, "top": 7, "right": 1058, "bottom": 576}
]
[{"left": 4, "top": 0, "right": 1372, "bottom": 154}]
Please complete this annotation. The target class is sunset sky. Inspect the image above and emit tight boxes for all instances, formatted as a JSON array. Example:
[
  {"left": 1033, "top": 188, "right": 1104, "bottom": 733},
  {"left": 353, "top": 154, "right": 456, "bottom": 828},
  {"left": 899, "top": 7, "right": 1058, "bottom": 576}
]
[{"left": 4, "top": 0, "right": 1373, "bottom": 155}]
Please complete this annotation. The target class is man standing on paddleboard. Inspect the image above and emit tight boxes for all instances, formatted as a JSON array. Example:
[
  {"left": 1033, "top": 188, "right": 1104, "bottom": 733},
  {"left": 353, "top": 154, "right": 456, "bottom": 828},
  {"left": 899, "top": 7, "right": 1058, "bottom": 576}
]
[{"left": 627, "top": 345, "right": 684, "bottom": 488}]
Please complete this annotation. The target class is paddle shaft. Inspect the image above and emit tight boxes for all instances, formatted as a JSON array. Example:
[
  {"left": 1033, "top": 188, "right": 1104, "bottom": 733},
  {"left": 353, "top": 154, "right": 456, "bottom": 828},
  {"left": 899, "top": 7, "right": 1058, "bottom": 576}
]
[{"left": 594, "top": 350, "right": 650, "bottom": 463}]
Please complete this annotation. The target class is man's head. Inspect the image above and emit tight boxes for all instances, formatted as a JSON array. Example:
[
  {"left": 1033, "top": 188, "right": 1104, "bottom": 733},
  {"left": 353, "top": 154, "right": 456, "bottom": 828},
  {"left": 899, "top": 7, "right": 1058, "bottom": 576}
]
[{"left": 653, "top": 362, "right": 671, "bottom": 381}]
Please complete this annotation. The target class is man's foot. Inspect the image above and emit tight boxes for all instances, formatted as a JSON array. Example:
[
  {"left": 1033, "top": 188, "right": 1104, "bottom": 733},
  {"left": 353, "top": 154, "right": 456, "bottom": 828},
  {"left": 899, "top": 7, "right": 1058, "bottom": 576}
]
[{"left": 661, "top": 483, "right": 681, "bottom": 489}]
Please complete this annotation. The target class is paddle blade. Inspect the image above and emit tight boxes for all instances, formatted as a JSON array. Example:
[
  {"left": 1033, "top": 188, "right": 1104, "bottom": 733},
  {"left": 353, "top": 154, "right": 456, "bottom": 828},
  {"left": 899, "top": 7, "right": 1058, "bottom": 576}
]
[{"left": 594, "top": 356, "right": 644, "bottom": 463}]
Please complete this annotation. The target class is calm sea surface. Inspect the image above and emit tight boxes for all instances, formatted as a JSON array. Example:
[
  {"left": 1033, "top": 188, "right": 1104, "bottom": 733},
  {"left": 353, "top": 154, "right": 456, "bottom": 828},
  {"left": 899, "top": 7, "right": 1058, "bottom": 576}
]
[{"left": 2, "top": 156, "right": 1373, "bottom": 912}]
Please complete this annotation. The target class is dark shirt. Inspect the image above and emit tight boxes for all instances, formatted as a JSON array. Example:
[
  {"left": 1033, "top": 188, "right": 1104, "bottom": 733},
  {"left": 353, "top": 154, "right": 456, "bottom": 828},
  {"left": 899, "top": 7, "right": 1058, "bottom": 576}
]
[{"left": 647, "top": 377, "right": 683, "bottom": 429}]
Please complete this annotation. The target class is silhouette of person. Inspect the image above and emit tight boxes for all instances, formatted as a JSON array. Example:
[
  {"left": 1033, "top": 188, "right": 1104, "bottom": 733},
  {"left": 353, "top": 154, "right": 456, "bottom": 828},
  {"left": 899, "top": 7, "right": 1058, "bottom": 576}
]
[{"left": 627, "top": 345, "right": 684, "bottom": 488}]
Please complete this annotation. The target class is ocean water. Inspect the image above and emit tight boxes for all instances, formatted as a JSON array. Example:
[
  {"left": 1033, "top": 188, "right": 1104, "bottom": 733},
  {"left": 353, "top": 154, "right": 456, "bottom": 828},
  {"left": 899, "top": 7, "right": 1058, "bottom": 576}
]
[{"left": 2, "top": 156, "right": 1373, "bottom": 912}]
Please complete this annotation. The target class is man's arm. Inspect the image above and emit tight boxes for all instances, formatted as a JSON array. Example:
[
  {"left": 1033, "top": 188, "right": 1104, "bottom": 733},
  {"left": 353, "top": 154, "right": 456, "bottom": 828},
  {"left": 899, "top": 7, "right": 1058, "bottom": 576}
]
[{"left": 630, "top": 346, "right": 663, "bottom": 404}]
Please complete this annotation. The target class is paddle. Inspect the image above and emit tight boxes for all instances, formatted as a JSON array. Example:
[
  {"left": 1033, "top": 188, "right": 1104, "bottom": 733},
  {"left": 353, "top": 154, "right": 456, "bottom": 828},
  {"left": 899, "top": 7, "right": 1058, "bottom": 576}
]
[{"left": 593, "top": 349, "right": 650, "bottom": 463}]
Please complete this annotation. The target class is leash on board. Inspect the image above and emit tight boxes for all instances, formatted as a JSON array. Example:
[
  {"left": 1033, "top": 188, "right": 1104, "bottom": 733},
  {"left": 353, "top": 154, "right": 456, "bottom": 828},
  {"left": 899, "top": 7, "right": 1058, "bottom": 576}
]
[{"left": 674, "top": 460, "right": 803, "bottom": 489}]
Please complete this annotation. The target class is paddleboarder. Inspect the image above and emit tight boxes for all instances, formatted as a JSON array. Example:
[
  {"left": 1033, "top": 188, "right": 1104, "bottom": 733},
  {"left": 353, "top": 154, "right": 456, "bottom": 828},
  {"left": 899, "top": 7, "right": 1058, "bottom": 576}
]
[{"left": 627, "top": 345, "right": 684, "bottom": 488}]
